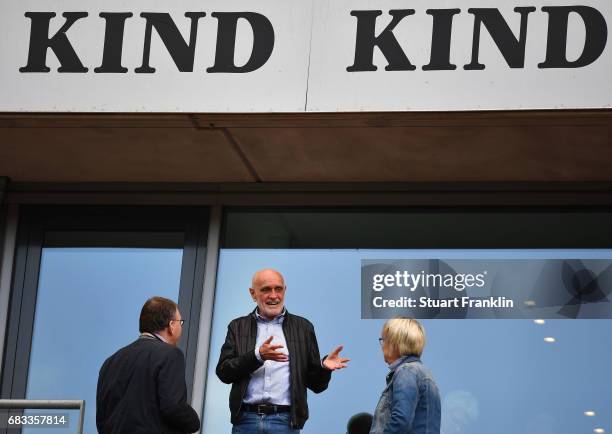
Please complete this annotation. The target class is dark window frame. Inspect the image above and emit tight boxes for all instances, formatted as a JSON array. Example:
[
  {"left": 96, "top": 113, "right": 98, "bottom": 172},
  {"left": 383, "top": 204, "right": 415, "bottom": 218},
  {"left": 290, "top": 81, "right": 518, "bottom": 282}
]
[
  {"left": 221, "top": 206, "right": 612, "bottom": 249},
  {"left": 0, "top": 206, "right": 209, "bottom": 414},
  {"left": 0, "top": 206, "right": 6, "bottom": 272}
]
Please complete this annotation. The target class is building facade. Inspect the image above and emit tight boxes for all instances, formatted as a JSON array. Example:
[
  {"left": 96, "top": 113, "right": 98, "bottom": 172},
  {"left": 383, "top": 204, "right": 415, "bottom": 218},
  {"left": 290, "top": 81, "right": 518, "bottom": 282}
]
[{"left": 1, "top": 1, "right": 612, "bottom": 434}]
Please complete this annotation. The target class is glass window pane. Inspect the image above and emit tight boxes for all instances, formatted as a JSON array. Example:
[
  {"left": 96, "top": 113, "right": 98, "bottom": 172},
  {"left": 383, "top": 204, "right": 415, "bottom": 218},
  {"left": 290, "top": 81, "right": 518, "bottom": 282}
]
[
  {"left": 25, "top": 244, "right": 183, "bottom": 434},
  {"left": 204, "top": 248, "right": 612, "bottom": 434}
]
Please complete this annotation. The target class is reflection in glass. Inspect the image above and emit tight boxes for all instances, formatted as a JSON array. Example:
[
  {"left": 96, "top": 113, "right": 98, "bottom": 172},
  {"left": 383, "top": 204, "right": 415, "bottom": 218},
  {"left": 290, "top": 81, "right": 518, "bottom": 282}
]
[
  {"left": 203, "top": 249, "right": 612, "bottom": 434},
  {"left": 25, "top": 247, "right": 183, "bottom": 434}
]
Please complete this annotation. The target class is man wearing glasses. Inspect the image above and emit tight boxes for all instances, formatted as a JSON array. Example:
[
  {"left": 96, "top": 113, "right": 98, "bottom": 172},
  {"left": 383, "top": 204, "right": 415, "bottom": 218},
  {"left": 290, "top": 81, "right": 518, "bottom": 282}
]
[
  {"left": 96, "top": 296, "right": 200, "bottom": 434},
  {"left": 216, "top": 269, "right": 350, "bottom": 433}
]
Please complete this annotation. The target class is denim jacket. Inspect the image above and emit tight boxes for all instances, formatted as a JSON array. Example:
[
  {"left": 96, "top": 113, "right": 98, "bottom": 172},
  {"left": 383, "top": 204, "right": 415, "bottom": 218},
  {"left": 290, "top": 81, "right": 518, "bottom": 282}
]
[{"left": 370, "top": 356, "right": 441, "bottom": 434}]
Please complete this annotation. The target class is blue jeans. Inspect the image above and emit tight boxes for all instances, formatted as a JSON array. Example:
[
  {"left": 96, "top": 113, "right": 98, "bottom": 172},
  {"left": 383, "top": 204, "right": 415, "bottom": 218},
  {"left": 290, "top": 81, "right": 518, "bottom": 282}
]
[{"left": 232, "top": 411, "right": 300, "bottom": 434}]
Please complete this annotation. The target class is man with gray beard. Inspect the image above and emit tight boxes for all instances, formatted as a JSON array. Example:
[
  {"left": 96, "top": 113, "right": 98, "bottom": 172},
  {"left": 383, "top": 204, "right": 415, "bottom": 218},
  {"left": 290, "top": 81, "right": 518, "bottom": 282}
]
[{"left": 216, "top": 269, "right": 349, "bottom": 434}]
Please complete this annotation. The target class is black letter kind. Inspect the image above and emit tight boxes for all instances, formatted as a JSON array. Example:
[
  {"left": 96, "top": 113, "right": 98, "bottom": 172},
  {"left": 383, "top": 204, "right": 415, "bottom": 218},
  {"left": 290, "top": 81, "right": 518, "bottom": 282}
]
[
  {"left": 20, "top": 11, "right": 275, "bottom": 73},
  {"left": 347, "top": 6, "right": 608, "bottom": 72}
]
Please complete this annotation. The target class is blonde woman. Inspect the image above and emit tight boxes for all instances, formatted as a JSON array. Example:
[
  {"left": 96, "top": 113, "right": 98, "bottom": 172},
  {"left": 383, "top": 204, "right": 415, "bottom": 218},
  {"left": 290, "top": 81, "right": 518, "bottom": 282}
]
[{"left": 370, "top": 318, "right": 441, "bottom": 434}]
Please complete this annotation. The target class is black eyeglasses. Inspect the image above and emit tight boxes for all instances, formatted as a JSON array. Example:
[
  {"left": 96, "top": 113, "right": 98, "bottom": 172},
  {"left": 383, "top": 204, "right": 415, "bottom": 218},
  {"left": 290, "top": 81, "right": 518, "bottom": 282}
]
[
  {"left": 170, "top": 319, "right": 185, "bottom": 326},
  {"left": 378, "top": 338, "right": 384, "bottom": 346}
]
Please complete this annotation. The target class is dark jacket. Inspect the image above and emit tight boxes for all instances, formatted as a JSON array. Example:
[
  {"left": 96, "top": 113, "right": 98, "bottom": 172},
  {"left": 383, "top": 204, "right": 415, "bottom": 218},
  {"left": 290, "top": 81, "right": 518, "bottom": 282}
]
[
  {"left": 216, "top": 310, "right": 332, "bottom": 429},
  {"left": 96, "top": 335, "right": 200, "bottom": 434}
]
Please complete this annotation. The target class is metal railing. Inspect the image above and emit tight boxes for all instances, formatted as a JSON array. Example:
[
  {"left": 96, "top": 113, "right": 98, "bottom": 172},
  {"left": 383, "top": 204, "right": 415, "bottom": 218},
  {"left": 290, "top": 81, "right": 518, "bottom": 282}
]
[{"left": 0, "top": 399, "right": 85, "bottom": 434}]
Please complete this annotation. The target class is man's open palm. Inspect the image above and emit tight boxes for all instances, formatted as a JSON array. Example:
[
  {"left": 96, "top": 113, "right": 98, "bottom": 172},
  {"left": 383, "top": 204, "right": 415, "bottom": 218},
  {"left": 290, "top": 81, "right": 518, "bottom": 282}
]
[{"left": 323, "top": 345, "right": 350, "bottom": 371}]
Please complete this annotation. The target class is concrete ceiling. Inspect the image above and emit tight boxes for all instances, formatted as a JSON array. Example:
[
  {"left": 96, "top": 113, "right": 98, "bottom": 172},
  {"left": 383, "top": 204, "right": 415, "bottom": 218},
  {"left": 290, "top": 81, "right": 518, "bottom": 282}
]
[{"left": 0, "top": 111, "right": 611, "bottom": 183}]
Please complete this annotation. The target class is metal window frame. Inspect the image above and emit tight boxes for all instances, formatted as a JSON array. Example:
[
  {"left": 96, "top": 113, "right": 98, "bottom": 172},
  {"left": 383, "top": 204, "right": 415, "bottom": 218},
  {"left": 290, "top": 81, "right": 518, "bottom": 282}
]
[
  {"left": 0, "top": 178, "right": 8, "bottom": 205},
  {"left": 0, "top": 205, "right": 19, "bottom": 375},
  {"left": 191, "top": 205, "right": 222, "bottom": 425},
  {"left": 5, "top": 182, "right": 612, "bottom": 207},
  {"left": 0, "top": 205, "right": 209, "bottom": 434},
  {"left": 219, "top": 205, "right": 612, "bottom": 249}
]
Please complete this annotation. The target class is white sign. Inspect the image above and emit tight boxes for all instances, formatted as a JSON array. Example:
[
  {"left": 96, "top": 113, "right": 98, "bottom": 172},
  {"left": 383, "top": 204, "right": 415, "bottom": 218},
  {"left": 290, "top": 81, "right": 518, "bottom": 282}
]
[{"left": 1, "top": 0, "right": 610, "bottom": 112}]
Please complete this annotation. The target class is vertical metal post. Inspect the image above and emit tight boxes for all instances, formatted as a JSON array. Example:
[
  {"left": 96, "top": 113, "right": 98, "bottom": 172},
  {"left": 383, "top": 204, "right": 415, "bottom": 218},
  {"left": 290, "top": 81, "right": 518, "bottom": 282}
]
[
  {"left": 0, "top": 205, "right": 19, "bottom": 368},
  {"left": 191, "top": 205, "right": 222, "bottom": 433},
  {"left": 76, "top": 400, "right": 85, "bottom": 434}
]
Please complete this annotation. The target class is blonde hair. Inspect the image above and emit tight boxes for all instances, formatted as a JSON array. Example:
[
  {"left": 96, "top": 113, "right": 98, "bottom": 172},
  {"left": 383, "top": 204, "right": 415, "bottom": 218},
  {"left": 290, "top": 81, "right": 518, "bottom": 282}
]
[{"left": 382, "top": 317, "right": 426, "bottom": 358}]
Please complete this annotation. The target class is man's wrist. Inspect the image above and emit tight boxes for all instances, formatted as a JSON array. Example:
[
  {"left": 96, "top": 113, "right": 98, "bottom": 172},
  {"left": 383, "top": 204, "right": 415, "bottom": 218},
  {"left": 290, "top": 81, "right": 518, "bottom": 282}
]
[
  {"left": 321, "top": 355, "right": 330, "bottom": 370},
  {"left": 255, "top": 347, "right": 263, "bottom": 362}
]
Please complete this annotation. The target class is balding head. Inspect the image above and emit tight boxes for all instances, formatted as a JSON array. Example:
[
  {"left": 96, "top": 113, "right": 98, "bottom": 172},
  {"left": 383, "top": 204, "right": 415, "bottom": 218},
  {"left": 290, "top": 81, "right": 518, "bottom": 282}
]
[
  {"left": 251, "top": 269, "right": 285, "bottom": 288},
  {"left": 249, "top": 269, "right": 286, "bottom": 320}
]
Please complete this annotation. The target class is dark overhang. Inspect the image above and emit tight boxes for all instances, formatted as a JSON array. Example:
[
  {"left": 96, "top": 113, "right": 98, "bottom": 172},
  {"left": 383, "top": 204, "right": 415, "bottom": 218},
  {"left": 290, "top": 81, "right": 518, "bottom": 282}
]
[{"left": 1, "top": 110, "right": 611, "bottom": 184}]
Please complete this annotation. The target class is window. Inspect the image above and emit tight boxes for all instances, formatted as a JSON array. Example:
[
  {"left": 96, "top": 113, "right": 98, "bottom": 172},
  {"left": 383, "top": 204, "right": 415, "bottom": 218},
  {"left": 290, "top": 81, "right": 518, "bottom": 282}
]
[
  {"left": 203, "top": 209, "right": 612, "bottom": 434},
  {"left": 1, "top": 207, "right": 208, "bottom": 434}
]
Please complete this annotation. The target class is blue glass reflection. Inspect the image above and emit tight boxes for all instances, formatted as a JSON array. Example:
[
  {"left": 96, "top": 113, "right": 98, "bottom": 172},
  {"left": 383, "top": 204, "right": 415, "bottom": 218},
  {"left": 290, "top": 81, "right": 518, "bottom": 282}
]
[
  {"left": 25, "top": 247, "right": 183, "bottom": 434},
  {"left": 204, "top": 249, "right": 612, "bottom": 434}
]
